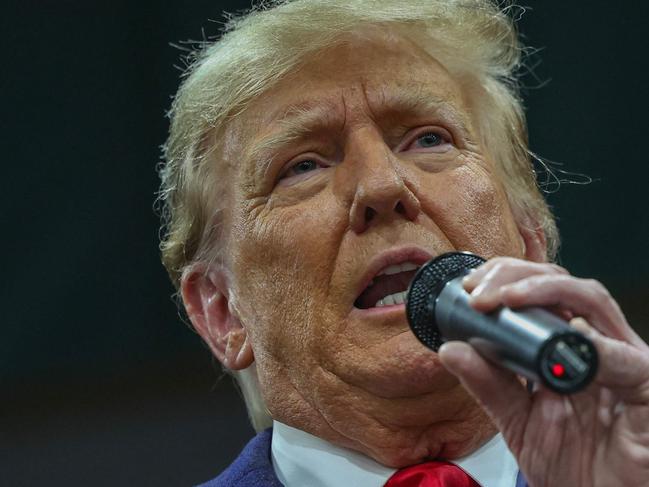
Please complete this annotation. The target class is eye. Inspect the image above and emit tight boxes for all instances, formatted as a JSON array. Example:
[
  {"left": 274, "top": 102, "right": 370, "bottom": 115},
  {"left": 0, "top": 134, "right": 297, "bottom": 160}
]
[
  {"left": 278, "top": 158, "right": 325, "bottom": 183},
  {"left": 416, "top": 132, "right": 443, "bottom": 148},
  {"left": 401, "top": 128, "right": 453, "bottom": 153},
  {"left": 290, "top": 160, "right": 319, "bottom": 175}
]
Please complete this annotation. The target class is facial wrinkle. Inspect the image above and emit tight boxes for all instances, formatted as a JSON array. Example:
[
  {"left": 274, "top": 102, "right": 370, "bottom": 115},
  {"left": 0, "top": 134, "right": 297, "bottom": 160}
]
[
  {"left": 317, "top": 90, "right": 361, "bottom": 313},
  {"left": 366, "top": 83, "right": 473, "bottom": 146},
  {"left": 246, "top": 100, "right": 344, "bottom": 186},
  {"left": 309, "top": 362, "right": 482, "bottom": 463},
  {"left": 221, "top": 36, "right": 524, "bottom": 467},
  {"left": 314, "top": 344, "right": 471, "bottom": 420}
]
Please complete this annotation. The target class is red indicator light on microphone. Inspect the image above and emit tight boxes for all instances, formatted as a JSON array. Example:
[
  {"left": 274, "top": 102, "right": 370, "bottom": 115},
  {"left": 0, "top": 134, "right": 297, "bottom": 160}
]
[{"left": 551, "top": 363, "right": 565, "bottom": 378}]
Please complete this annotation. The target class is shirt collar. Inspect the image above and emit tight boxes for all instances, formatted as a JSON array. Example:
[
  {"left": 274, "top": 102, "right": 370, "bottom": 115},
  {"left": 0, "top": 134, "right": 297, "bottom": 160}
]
[{"left": 271, "top": 420, "right": 519, "bottom": 487}]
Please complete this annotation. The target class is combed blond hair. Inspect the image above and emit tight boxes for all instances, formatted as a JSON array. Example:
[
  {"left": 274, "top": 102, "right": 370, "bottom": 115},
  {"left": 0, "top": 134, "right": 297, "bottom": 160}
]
[{"left": 158, "top": 0, "right": 558, "bottom": 431}]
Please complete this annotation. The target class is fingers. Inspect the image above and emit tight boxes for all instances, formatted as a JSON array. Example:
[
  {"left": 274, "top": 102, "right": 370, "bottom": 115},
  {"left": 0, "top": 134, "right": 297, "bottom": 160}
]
[
  {"left": 464, "top": 258, "right": 567, "bottom": 292},
  {"left": 497, "top": 274, "right": 645, "bottom": 348},
  {"left": 461, "top": 257, "right": 649, "bottom": 401},
  {"left": 438, "top": 341, "right": 531, "bottom": 443},
  {"left": 464, "top": 257, "right": 646, "bottom": 350},
  {"left": 464, "top": 258, "right": 567, "bottom": 312},
  {"left": 571, "top": 319, "right": 649, "bottom": 402}
]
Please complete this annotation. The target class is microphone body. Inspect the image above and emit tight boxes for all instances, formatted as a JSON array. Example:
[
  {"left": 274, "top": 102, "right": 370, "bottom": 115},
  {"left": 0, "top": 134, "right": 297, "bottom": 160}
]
[{"left": 406, "top": 252, "right": 598, "bottom": 394}]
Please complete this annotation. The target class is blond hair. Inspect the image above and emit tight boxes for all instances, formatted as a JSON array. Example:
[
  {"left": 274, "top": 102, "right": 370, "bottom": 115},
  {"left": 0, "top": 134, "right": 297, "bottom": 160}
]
[{"left": 158, "top": 0, "right": 558, "bottom": 431}]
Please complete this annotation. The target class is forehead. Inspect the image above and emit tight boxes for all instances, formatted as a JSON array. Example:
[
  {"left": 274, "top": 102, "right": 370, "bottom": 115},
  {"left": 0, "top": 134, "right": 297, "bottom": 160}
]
[{"left": 221, "top": 33, "right": 472, "bottom": 165}]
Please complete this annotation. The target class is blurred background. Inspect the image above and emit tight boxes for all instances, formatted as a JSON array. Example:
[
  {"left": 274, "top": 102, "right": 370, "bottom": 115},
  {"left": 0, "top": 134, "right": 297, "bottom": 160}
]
[{"left": 2, "top": 1, "right": 647, "bottom": 485}]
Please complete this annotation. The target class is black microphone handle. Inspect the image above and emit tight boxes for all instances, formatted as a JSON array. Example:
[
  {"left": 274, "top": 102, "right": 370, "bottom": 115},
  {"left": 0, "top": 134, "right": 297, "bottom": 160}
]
[{"left": 436, "top": 274, "right": 598, "bottom": 394}]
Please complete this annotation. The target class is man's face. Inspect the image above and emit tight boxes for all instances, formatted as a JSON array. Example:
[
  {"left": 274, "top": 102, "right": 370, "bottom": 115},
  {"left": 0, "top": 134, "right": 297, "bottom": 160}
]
[{"left": 219, "top": 34, "right": 529, "bottom": 466}]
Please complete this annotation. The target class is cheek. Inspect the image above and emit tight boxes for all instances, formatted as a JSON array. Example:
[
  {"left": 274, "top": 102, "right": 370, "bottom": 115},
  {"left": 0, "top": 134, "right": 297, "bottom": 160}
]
[
  {"left": 229, "top": 190, "right": 346, "bottom": 359},
  {"left": 420, "top": 164, "right": 522, "bottom": 258}
]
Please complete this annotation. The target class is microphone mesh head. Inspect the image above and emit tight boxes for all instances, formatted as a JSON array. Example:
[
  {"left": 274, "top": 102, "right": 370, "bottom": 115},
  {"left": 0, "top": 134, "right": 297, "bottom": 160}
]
[{"left": 406, "top": 252, "right": 485, "bottom": 351}]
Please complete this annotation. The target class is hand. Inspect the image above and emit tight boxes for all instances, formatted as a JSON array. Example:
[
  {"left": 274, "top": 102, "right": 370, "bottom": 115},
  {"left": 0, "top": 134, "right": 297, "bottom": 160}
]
[{"left": 438, "top": 257, "right": 649, "bottom": 487}]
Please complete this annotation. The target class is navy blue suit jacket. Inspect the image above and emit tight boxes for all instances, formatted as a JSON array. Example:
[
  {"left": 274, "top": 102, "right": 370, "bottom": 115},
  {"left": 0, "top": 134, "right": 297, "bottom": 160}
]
[{"left": 198, "top": 428, "right": 528, "bottom": 487}]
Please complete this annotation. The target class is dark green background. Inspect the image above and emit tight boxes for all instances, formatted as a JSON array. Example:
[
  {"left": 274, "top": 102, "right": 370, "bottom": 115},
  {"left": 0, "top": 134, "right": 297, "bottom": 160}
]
[{"left": 3, "top": 1, "right": 647, "bottom": 485}]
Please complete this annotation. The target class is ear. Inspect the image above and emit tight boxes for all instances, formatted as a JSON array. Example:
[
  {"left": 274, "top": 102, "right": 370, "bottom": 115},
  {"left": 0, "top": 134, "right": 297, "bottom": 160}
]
[
  {"left": 180, "top": 265, "right": 254, "bottom": 370},
  {"left": 517, "top": 218, "right": 547, "bottom": 263}
]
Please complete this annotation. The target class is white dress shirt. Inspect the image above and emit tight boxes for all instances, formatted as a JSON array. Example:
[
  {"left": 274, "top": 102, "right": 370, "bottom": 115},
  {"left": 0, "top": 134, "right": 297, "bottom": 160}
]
[{"left": 271, "top": 420, "right": 520, "bottom": 487}]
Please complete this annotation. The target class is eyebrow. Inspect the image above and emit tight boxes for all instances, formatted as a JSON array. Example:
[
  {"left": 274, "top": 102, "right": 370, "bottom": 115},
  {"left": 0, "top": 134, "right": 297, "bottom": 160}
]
[
  {"left": 246, "top": 87, "right": 470, "bottom": 176},
  {"left": 375, "top": 87, "right": 471, "bottom": 134},
  {"left": 246, "top": 101, "right": 342, "bottom": 177}
]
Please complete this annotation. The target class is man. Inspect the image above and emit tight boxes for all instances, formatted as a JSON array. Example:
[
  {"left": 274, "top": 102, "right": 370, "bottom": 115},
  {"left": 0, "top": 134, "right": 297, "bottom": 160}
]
[{"left": 158, "top": 1, "right": 649, "bottom": 485}]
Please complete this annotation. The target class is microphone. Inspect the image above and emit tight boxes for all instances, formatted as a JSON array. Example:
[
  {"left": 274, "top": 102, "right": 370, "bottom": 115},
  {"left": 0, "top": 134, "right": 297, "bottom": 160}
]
[{"left": 406, "top": 252, "right": 598, "bottom": 394}]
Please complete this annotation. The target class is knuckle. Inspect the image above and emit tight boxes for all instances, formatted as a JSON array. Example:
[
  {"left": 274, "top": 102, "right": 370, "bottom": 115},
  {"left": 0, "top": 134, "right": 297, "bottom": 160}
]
[
  {"left": 500, "top": 282, "right": 522, "bottom": 299},
  {"left": 585, "top": 278, "right": 608, "bottom": 294},
  {"left": 533, "top": 274, "right": 556, "bottom": 288},
  {"left": 548, "top": 263, "right": 569, "bottom": 275},
  {"left": 553, "top": 273, "right": 574, "bottom": 284},
  {"left": 583, "top": 278, "right": 614, "bottom": 303}
]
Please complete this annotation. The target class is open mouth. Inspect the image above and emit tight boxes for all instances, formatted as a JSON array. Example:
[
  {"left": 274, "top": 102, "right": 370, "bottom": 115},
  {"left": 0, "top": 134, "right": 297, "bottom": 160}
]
[{"left": 354, "top": 262, "right": 420, "bottom": 309}]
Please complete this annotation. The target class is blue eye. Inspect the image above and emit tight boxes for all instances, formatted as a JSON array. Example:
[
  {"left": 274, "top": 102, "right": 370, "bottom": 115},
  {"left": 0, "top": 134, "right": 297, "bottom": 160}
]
[
  {"left": 292, "top": 160, "right": 318, "bottom": 175},
  {"left": 415, "top": 132, "right": 443, "bottom": 148},
  {"left": 279, "top": 159, "right": 323, "bottom": 183}
]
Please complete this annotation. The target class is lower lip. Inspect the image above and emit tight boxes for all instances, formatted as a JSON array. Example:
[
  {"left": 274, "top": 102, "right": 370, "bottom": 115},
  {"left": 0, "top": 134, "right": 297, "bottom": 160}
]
[{"left": 351, "top": 302, "right": 406, "bottom": 317}]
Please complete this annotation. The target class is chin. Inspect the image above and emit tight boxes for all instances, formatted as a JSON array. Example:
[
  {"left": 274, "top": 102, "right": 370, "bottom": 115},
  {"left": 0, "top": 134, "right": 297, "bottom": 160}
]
[
  {"left": 334, "top": 386, "right": 499, "bottom": 468},
  {"left": 367, "top": 419, "right": 498, "bottom": 468}
]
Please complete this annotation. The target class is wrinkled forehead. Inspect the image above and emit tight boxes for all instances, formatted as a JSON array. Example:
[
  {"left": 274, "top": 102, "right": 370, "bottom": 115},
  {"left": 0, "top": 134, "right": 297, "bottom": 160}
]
[{"left": 221, "top": 35, "right": 472, "bottom": 163}]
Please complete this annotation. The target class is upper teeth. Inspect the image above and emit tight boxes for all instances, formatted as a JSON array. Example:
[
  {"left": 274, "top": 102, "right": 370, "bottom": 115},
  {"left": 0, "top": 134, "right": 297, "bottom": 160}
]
[{"left": 377, "top": 262, "right": 419, "bottom": 276}]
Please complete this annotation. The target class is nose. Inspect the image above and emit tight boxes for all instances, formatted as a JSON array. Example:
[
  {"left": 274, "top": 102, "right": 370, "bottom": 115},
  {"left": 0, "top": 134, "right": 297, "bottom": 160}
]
[{"left": 348, "top": 145, "right": 421, "bottom": 234}]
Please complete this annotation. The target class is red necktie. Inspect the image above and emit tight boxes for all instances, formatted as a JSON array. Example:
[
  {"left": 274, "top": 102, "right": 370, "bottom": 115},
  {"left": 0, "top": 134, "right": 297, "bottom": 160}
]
[{"left": 384, "top": 460, "right": 481, "bottom": 487}]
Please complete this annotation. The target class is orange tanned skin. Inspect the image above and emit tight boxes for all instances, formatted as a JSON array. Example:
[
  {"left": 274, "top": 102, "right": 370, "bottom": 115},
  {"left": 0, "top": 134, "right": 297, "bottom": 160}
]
[{"left": 183, "top": 34, "right": 545, "bottom": 468}]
